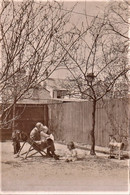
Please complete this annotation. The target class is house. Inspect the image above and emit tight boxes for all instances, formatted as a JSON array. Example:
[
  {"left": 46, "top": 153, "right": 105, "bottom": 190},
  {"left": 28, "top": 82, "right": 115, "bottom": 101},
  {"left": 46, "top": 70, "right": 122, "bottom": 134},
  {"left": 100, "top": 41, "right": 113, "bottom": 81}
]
[
  {"left": 44, "top": 78, "right": 68, "bottom": 99},
  {"left": 17, "top": 85, "right": 51, "bottom": 104}
]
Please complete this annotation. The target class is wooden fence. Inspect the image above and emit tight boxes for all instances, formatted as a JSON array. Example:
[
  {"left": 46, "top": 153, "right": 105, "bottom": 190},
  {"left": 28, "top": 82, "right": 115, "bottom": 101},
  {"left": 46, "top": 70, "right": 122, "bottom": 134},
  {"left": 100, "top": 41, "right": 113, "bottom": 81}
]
[
  {"left": 1, "top": 98, "right": 129, "bottom": 148},
  {"left": 48, "top": 98, "right": 129, "bottom": 147}
]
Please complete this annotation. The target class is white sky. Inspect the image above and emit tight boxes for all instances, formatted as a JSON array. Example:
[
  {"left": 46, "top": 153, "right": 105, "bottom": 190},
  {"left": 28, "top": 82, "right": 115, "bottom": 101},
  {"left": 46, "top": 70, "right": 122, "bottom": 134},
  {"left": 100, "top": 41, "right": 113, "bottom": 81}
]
[
  {"left": 50, "top": 1, "right": 108, "bottom": 79},
  {"left": 0, "top": 0, "right": 109, "bottom": 79}
]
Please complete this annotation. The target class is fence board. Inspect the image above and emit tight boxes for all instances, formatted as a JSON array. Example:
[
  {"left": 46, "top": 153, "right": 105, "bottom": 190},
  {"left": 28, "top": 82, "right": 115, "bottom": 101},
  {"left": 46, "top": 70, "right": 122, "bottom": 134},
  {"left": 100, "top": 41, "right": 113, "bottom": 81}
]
[
  {"left": 48, "top": 98, "right": 129, "bottom": 147},
  {"left": 1, "top": 98, "right": 129, "bottom": 148}
]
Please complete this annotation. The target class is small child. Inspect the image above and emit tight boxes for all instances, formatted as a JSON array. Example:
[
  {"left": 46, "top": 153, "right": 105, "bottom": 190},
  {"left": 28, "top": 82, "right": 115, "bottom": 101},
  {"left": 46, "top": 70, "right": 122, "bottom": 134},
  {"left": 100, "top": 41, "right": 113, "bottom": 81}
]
[
  {"left": 12, "top": 130, "right": 21, "bottom": 157},
  {"left": 12, "top": 130, "right": 28, "bottom": 158},
  {"left": 65, "top": 141, "right": 78, "bottom": 162}
]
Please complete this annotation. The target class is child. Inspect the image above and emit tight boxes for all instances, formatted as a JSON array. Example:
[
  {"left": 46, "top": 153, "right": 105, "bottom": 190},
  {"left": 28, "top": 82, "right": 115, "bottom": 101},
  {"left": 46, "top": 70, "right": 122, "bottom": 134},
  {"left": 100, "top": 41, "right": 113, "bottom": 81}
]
[
  {"left": 40, "top": 125, "right": 59, "bottom": 160},
  {"left": 12, "top": 130, "right": 28, "bottom": 158},
  {"left": 65, "top": 141, "right": 78, "bottom": 162},
  {"left": 12, "top": 130, "right": 21, "bottom": 157}
]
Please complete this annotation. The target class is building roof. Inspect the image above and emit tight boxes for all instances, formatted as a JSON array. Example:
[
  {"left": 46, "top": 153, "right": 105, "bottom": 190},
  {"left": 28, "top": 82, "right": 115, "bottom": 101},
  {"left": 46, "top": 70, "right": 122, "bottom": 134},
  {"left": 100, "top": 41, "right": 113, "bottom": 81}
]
[{"left": 16, "top": 98, "right": 88, "bottom": 104}]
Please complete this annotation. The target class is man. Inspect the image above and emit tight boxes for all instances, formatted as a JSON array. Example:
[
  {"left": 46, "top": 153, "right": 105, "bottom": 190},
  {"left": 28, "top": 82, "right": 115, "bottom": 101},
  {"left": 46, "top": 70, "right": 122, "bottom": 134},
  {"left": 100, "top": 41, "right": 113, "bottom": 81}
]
[
  {"left": 30, "top": 122, "right": 59, "bottom": 160},
  {"left": 30, "top": 122, "right": 41, "bottom": 141}
]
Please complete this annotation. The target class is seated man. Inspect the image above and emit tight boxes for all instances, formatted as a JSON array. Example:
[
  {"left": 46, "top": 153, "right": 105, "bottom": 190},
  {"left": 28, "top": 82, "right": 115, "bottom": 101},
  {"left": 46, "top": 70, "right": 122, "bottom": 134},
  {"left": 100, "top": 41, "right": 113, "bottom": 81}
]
[
  {"left": 30, "top": 122, "right": 41, "bottom": 140},
  {"left": 30, "top": 122, "right": 59, "bottom": 160}
]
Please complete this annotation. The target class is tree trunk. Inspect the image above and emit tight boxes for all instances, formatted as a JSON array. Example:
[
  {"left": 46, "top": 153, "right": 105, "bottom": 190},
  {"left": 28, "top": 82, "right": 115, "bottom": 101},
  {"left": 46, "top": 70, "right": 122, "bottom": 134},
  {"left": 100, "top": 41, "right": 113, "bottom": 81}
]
[
  {"left": 12, "top": 103, "right": 16, "bottom": 131},
  {"left": 90, "top": 99, "right": 96, "bottom": 155}
]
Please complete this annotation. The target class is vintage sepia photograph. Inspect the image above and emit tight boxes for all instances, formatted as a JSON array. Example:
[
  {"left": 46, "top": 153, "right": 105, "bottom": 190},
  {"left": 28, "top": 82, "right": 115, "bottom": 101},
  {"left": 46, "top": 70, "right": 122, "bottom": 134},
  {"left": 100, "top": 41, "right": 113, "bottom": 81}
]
[{"left": 0, "top": 0, "right": 129, "bottom": 194}]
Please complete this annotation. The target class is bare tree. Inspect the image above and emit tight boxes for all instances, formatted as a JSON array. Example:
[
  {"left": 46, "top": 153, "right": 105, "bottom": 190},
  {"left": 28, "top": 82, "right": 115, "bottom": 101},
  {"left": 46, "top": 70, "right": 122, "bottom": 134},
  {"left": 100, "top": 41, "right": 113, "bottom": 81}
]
[
  {"left": 56, "top": 1, "right": 129, "bottom": 155},
  {"left": 0, "top": 0, "right": 79, "bottom": 129}
]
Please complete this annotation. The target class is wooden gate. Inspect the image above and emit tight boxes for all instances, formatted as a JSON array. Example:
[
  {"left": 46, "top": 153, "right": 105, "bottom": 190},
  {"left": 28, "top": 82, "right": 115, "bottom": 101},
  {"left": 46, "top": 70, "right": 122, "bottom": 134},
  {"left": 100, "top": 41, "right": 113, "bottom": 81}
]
[{"left": 1, "top": 103, "right": 48, "bottom": 140}]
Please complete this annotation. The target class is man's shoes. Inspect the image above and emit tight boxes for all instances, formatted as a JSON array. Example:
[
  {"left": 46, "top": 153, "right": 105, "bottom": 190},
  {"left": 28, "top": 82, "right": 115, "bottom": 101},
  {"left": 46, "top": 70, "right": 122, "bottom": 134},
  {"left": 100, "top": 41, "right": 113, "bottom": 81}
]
[
  {"left": 46, "top": 151, "right": 60, "bottom": 160},
  {"left": 53, "top": 154, "right": 59, "bottom": 160},
  {"left": 46, "top": 152, "right": 53, "bottom": 158}
]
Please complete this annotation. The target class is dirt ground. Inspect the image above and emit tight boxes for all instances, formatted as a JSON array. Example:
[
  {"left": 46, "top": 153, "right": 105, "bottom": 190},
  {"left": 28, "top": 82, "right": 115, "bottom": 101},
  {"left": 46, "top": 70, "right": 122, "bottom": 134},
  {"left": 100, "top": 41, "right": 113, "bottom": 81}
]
[{"left": 0, "top": 141, "right": 129, "bottom": 194}]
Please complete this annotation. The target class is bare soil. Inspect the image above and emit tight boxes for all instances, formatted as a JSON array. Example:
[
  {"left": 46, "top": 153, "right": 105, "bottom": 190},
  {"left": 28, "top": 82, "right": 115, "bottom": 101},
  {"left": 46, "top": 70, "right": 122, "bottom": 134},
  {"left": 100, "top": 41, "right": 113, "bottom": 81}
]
[{"left": 0, "top": 141, "right": 129, "bottom": 193}]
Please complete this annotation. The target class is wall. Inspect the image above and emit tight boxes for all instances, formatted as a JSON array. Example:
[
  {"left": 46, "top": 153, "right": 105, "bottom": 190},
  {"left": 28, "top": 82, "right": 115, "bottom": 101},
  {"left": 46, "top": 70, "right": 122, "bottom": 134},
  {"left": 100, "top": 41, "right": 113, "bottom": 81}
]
[
  {"left": 48, "top": 98, "right": 129, "bottom": 147},
  {"left": 1, "top": 98, "right": 129, "bottom": 148}
]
